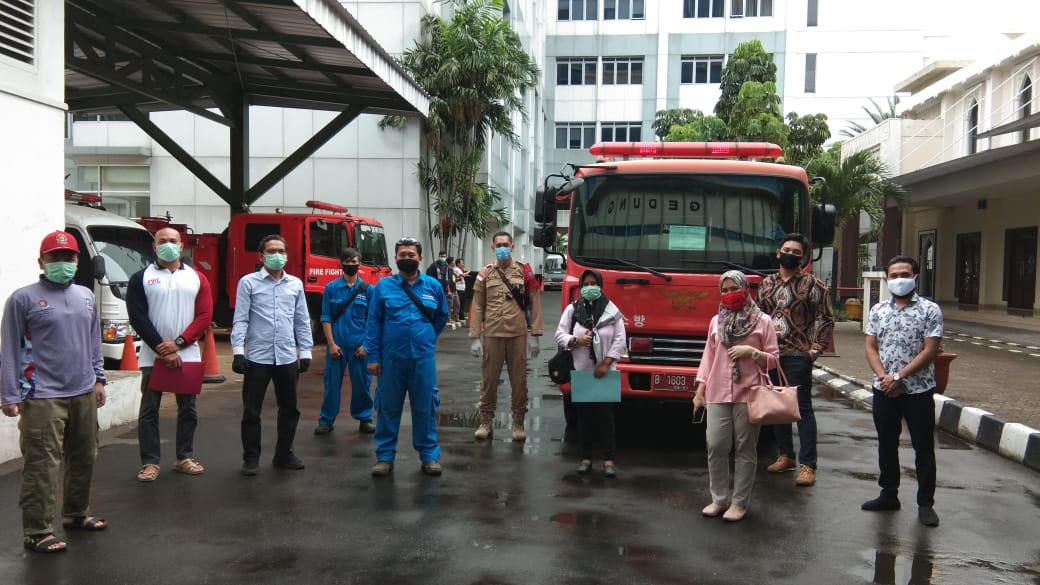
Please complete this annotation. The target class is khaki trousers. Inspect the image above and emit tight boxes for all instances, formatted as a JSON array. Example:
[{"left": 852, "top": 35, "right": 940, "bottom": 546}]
[
  {"left": 18, "top": 392, "right": 98, "bottom": 536},
  {"left": 706, "top": 402, "right": 760, "bottom": 507},
  {"left": 479, "top": 335, "right": 528, "bottom": 417}
]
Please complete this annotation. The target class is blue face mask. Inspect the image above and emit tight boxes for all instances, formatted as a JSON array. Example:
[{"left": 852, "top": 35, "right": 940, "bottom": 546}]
[
  {"left": 156, "top": 242, "right": 181, "bottom": 263},
  {"left": 494, "top": 246, "right": 511, "bottom": 262}
]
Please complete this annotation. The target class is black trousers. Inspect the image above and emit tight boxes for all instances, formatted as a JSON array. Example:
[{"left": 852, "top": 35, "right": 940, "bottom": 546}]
[
  {"left": 138, "top": 367, "right": 198, "bottom": 464},
  {"left": 872, "top": 389, "right": 936, "bottom": 506},
  {"left": 577, "top": 403, "right": 616, "bottom": 461},
  {"left": 241, "top": 361, "right": 300, "bottom": 463}
]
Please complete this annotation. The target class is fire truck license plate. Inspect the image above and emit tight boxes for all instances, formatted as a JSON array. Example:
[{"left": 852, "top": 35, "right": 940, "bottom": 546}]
[{"left": 653, "top": 374, "right": 691, "bottom": 392}]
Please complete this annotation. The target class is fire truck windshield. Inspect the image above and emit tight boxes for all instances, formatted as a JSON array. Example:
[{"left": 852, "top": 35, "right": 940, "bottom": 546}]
[
  {"left": 569, "top": 173, "right": 804, "bottom": 273},
  {"left": 356, "top": 223, "right": 389, "bottom": 266},
  {"left": 87, "top": 226, "right": 156, "bottom": 283}
]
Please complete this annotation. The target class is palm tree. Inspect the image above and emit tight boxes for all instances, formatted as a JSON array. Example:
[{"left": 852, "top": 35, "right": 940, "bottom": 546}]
[
  {"left": 395, "top": 0, "right": 540, "bottom": 252},
  {"left": 806, "top": 148, "right": 907, "bottom": 290},
  {"left": 839, "top": 96, "right": 901, "bottom": 138}
]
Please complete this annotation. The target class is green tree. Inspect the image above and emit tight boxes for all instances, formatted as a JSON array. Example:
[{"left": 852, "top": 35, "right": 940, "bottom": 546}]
[
  {"left": 652, "top": 108, "right": 697, "bottom": 139},
  {"left": 393, "top": 0, "right": 539, "bottom": 252},
  {"left": 727, "top": 81, "right": 788, "bottom": 146},
  {"left": 664, "top": 110, "right": 730, "bottom": 141},
  {"left": 714, "top": 39, "right": 777, "bottom": 123},
  {"left": 839, "top": 96, "right": 900, "bottom": 138},
  {"left": 785, "top": 112, "right": 830, "bottom": 166}
]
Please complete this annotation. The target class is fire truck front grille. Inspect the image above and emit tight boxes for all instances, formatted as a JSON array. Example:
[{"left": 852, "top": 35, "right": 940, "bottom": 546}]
[{"left": 627, "top": 336, "right": 707, "bottom": 366}]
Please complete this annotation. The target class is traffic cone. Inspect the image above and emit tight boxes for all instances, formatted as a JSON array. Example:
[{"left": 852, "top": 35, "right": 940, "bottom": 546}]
[
  {"left": 119, "top": 335, "right": 139, "bottom": 371},
  {"left": 201, "top": 327, "right": 225, "bottom": 384}
]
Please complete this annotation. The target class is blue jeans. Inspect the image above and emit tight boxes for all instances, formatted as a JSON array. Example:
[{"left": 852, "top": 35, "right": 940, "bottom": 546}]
[
  {"left": 374, "top": 357, "right": 440, "bottom": 464},
  {"left": 771, "top": 353, "right": 817, "bottom": 469},
  {"left": 318, "top": 348, "right": 373, "bottom": 426}
]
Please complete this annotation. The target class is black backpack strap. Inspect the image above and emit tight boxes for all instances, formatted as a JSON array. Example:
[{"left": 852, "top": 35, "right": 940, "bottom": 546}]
[
  {"left": 331, "top": 281, "right": 367, "bottom": 323},
  {"left": 399, "top": 278, "right": 435, "bottom": 323}
]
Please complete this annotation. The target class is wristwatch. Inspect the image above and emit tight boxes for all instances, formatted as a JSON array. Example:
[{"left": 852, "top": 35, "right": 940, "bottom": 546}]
[
  {"left": 175, "top": 336, "right": 187, "bottom": 348},
  {"left": 809, "top": 349, "right": 820, "bottom": 358},
  {"left": 751, "top": 349, "right": 761, "bottom": 360},
  {"left": 892, "top": 372, "right": 901, "bottom": 382}
]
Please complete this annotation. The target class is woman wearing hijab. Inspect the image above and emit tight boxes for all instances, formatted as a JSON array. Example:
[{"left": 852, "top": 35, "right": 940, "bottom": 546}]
[
  {"left": 693, "top": 270, "right": 779, "bottom": 521},
  {"left": 554, "top": 269, "right": 627, "bottom": 478}
]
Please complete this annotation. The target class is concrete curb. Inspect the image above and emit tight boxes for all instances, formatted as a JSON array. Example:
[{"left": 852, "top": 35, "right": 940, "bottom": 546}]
[{"left": 813, "top": 365, "right": 1040, "bottom": 473}]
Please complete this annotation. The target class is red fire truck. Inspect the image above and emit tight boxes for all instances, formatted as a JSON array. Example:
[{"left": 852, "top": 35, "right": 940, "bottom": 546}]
[
  {"left": 532, "top": 142, "right": 836, "bottom": 424},
  {"left": 138, "top": 200, "right": 392, "bottom": 334}
]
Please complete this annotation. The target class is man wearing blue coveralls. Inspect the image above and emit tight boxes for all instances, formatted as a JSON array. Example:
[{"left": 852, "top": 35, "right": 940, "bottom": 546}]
[
  {"left": 315, "top": 248, "right": 374, "bottom": 435},
  {"left": 366, "top": 237, "right": 448, "bottom": 477}
]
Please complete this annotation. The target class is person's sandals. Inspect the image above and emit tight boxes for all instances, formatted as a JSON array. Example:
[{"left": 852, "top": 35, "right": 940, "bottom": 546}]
[
  {"left": 63, "top": 516, "right": 108, "bottom": 531},
  {"left": 137, "top": 463, "right": 160, "bottom": 482},
  {"left": 173, "top": 458, "right": 205, "bottom": 475},
  {"left": 24, "top": 533, "right": 66, "bottom": 553}
]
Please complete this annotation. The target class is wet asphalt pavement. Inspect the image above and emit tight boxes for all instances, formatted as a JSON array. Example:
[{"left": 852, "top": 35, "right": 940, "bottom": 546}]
[{"left": 0, "top": 291, "right": 1039, "bottom": 585}]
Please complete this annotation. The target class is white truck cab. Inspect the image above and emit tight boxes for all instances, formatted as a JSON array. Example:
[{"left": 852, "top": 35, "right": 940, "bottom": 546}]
[{"left": 64, "top": 202, "right": 155, "bottom": 364}]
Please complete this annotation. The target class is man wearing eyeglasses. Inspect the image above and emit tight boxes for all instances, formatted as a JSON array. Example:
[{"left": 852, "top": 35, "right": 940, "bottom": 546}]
[
  {"left": 365, "top": 237, "right": 448, "bottom": 477},
  {"left": 469, "top": 231, "right": 544, "bottom": 442},
  {"left": 757, "top": 233, "right": 834, "bottom": 487}
]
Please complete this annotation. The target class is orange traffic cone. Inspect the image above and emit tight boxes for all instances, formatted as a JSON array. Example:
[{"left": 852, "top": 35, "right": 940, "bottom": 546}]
[
  {"left": 119, "top": 335, "right": 139, "bottom": 371},
  {"left": 201, "top": 327, "right": 225, "bottom": 384}
]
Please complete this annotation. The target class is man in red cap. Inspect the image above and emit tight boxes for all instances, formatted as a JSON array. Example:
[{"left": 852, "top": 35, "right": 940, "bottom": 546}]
[{"left": 1, "top": 231, "right": 108, "bottom": 553}]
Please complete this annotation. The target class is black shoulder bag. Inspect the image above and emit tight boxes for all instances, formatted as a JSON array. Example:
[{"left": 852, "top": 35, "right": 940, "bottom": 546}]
[
  {"left": 399, "top": 278, "right": 436, "bottom": 323},
  {"left": 547, "top": 308, "right": 578, "bottom": 384},
  {"left": 331, "top": 281, "right": 368, "bottom": 323}
]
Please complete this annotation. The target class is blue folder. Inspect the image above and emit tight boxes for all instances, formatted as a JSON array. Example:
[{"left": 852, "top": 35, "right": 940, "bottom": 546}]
[{"left": 570, "top": 370, "right": 621, "bottom": 403}]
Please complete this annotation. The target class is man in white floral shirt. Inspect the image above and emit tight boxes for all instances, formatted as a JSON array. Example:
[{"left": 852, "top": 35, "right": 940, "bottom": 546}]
[{"left": 863, "top": 255, "right": 944, "bottom": 527}]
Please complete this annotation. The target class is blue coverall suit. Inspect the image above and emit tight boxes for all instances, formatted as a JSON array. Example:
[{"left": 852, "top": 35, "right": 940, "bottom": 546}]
[
  {"left": 318, "top": 277, "right": 372, "bottom": 426},
  {"left": 364, "top": 273, "right": 448, "bottom": 464}
]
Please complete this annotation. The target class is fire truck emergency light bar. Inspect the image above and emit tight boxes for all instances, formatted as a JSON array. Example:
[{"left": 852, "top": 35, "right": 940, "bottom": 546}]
[
  {"left": 306, "top": 200, "right": 350, "bottom": 214},
  {"left": 65, "top": 189, "right": 103, "bottom": 204},
  {"left": 588, "top": 142, "right": 783, "bottom": 160}
]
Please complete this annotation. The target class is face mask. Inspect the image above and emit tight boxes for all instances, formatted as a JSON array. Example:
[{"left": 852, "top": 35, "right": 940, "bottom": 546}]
[
  {"left": 887, "top": 277, "right": 916, "bottom": 297},
  {"left": 263, "top": 253, "right": 287, "bottom": 270},
  {"left": 494, "top": 246, "right": 511, "bottom": 262},
  {"left": 341, "top": 264, "right": 360, "bottom": 276},
  {"left": 720, "top": 290, "right": 748, "bottom": 311},
  {"left": 438, "top": 257, "right": 447, "bottom": 264},
  {"left": 580, "top": 285, "right": 602, "bottom": 301},
  {"left": 44, "top": 261, "right": 77, "bottom": 284},
  {"left": 396, "top": 258, "right": 419, "bottom": 274},
  {"left": 156, "top": 242, "right": 181, "bottom": 263},
  {"left": 777, "top": 252, "right": 802, "bottom": 270}
]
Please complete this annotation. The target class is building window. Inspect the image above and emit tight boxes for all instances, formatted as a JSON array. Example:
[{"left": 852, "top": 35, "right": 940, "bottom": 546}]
[
  {"left": 604, "top": 0, "right": 644, "bottom": 19},
  {"left": 1017, "top": 76, "right": 1032, "bottom": 143},
  {"left": 731, "top": 0, "right": 773, "bottom": 17},
  {"left": 684, "top": 0, "right": 723, "bottom": 18},
  {"left": 807, "top": 0, "right": 818, "bottom": 26},
  {"left": 558, "top": 0, "right": 598, "bottom": 21},
  {"left": 600, "top": 122, "right": 642, "bottom": 142},
  {"left": 967, "top": 98, "right": 980, "bottom": 155},
  {"left": 804, "top": 54, "right": 817, "bottom": 93},
  {"left": 0, "top": 0, "right": 34, "bottom": 66},
  {"left": 75, "top": 165, "right": 151, "bottom": 218},
  {"left": 681, "top": 55, "right": 723, "bottom": 84},
  {"left": 556, "top": 122, "right": 596, "bottom": 149},
  {"left": 602, "top": 57, "right": 643, "bottom": 85},
  {"left": 556, "top": 57, "right": 598, "bottom": 85}
]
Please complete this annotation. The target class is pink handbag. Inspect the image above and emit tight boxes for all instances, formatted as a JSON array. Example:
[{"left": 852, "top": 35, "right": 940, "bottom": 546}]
[{"left": 747, "top": 366, "right": 801, "bottom": 425}]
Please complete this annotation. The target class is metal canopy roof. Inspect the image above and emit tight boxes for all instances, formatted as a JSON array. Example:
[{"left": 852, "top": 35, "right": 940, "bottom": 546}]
[{"left": 65, "top": 0, "right": 430, "bottom": 121}]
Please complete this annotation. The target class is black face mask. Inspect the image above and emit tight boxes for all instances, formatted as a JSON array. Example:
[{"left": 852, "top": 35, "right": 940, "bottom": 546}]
[
  {"left": 396, "top": 258, "right": 420, "bottom": 274},
  {"left": 778, "top": 253, "right": 802, "bottom": 269},
  {"left": 341, "top": 264, "right": 360, "bottom": 276}
]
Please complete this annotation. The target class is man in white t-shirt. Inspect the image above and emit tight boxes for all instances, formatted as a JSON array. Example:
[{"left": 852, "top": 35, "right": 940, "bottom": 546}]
[{"left": 451, "top": 257, "right": 466, "bottom": 326}]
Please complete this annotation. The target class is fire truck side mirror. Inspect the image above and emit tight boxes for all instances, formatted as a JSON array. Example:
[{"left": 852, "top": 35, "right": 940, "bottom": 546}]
[
  {"left": 531, "top": 224, "right": 556, "bottom": 249},
  {"left": 558, "top": 178, "right": 584, "bottom": 196},
  {"left": 811, "top": 203, "right": 837, "bottom": 247},
  {"left": 92, "top": 255, "right": 107, "bottom": 281},
  {"left": 534, "top": 187, "right": 557, "bottom": 224}
]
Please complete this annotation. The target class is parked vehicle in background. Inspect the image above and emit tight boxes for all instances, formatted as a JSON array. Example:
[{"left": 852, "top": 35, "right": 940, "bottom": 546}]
[
  {"left": 65, "top": 190, "right": 155, "bottom": 365},
  {"left": 543, "top": 253, "right": 566, "bottom": 290},
  {"left": 138, "top": 200, "right": 391, "bottom": 338},
  {"left": 531, "top": 142, "right": 836, "bottom": 427}
]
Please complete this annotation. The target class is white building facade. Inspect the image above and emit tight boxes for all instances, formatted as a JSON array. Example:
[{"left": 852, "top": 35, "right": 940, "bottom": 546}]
[
  {"left": 1, "top": 1, "right": 66, "bottom": 306},
  {"left": 68, "top": 0, "right": 547, "bottom": 269}
]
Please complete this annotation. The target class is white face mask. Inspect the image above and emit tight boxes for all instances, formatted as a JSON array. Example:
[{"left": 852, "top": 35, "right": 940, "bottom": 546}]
[{"left": 887, "top": 277, "right": 917, "bottom": 297}]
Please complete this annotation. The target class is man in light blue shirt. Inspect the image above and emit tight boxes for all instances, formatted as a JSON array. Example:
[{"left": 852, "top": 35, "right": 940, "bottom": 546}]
[
  {"left": 231, "top": 234, "right": 313, "bottom": 475},
  {"left": 366, "top": 237, "right": 448, "bottom": 477}
]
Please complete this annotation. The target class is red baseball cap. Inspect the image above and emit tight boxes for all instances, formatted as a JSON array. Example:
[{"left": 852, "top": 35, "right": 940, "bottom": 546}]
[{"left": 40, "top": 231, "right": 80, "bottom": 255}]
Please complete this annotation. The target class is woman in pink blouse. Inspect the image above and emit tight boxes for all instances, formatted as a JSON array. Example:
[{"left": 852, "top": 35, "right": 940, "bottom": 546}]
[
  {"left": 554, "top": 269, "right": 627, "bottom": 478},
  {"left": 693, "top": 270, "right": 779, "bottom": 521}
]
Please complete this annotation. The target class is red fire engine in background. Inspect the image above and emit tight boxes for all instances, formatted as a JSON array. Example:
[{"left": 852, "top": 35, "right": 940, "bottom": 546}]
[
  {"left": 531, "top": 142, "right": 836, "bottom": 426},
  {"left": 138, "top": 200, "right": 392, "bottom": 335}
]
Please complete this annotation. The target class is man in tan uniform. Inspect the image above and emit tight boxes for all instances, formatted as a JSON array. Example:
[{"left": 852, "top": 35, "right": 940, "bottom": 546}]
[{"left": 469, "top": 231, "right": 543, "bottom": 441}]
